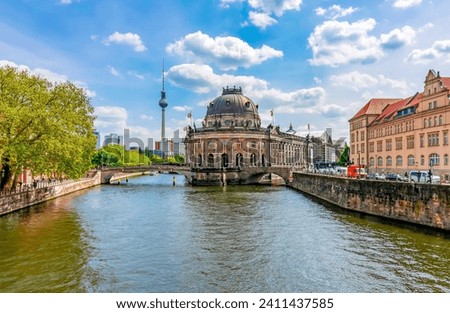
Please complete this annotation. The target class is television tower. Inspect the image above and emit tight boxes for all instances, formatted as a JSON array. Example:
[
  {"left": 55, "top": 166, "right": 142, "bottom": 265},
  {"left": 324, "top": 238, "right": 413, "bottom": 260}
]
[{"left": 159, "top": 61, "right": 168, "bottom": 158}]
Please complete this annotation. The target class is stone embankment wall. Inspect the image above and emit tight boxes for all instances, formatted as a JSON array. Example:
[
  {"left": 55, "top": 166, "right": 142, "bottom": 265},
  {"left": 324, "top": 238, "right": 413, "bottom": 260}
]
[
  {"left": 0, "top": 172, "right": 101, "bottom": 216},
  {"left": 289, "top": 172, "right": 450, "bottom": 231}
]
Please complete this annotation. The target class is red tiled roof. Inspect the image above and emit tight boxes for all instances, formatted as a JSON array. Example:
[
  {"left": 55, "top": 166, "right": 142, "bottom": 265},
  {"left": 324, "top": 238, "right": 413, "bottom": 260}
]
[
  {"left": 403, "top": 92, "right": 422, "bottom": 108},
  {"left": 349, "top": 98, "right": 401, "bottom": 121},
  {"left": 373, "top": 92, "right": 421, "bottom": 124},
  {"left": 441, "top": 77, "right": 450, "bottom": 89}
]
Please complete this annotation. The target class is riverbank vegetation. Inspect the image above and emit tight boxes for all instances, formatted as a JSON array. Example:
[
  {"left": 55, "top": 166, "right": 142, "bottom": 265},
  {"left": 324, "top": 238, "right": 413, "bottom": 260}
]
[
  {"left": 91, "top": 144, "right": 185, "bottom": 167},
  {"left": 0, "top": 66, "right": 97, "bottom": 191}
]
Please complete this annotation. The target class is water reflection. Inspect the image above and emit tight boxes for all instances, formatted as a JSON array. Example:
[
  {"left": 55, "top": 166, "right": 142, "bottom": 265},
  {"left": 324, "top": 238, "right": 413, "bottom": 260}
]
[
  {"left": 0, "top": 174, "right": 449, "bottom": 292},
  {"left": 0, "top": 194, "right": 95, "bottom": 292}
]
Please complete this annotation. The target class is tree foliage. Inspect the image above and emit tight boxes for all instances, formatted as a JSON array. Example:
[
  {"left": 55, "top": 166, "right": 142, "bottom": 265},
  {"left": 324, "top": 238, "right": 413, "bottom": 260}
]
[
  {"left": 91, "top": 144, "right": 151, "bottom": 167},
  {"left": 0, "top": 66, "right": 97, "bottom": 190},
  {"left": 337, "top": 143, "right": 350, "bottom": 166}
]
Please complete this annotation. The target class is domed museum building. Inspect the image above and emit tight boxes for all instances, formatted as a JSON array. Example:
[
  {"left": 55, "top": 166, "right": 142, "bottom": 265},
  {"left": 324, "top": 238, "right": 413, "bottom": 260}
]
[{"left": 184, "top": 87, "right": 308, "bottom": 185}]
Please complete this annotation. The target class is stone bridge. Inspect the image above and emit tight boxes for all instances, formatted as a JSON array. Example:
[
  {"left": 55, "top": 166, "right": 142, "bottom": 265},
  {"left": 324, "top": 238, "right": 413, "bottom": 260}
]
[
  {"left": 100, "top": 165, "right": 190, "bottom": 184},
  {"left": 188, "top": 166, "right": 294, "bottom": 186},
  {"left": 100, "top": 165, "right": 294, "bottom": 186}
]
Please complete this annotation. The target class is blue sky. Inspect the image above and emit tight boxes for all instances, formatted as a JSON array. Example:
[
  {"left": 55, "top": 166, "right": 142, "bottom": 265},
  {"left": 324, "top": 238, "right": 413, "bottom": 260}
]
[{"left": 1, "top": 0, "right": 450, "bottom": 144}]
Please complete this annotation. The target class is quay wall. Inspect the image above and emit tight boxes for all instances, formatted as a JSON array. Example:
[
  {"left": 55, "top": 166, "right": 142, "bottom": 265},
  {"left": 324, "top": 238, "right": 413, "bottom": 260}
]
[
  {"left": 0, "top": 172, "right": 101, "bottom": 216},
  {"left": 289, "top": 172, "right": 450, "bottom": 231}
]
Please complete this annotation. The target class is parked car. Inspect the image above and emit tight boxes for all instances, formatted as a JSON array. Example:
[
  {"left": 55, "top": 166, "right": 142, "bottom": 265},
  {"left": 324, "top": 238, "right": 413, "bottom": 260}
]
[
  {"left": 367, "top": 173, "right": 385, "bottom": 180},
  {"left": 408, "top": 170, "right": 440, "bottom": 184},
  {"left": 385, "top": 173, "right": 408, "bottom": 181}
]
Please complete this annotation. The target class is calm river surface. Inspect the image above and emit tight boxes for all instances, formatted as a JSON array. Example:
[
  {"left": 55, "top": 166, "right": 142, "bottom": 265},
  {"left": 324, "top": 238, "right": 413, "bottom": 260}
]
[{"left": 1, "top": 174, "right": 449, "bottom": 292}]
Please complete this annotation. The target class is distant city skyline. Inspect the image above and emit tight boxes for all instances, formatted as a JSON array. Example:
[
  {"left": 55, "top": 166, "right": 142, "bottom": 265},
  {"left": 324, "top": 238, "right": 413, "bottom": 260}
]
[{"left": 1, "top": 0, "right": 449, "bottom": 142}]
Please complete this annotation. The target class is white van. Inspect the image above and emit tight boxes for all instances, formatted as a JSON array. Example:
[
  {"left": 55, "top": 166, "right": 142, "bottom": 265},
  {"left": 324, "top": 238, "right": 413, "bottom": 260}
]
[{"left": 408, "top": 170, "right": 441, "bottom": 184}]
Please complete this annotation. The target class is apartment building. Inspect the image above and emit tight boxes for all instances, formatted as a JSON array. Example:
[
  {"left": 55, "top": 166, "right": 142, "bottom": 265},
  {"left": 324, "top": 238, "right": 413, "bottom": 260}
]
[{"left": 349, "top": 69, "right": 450, "bottom": 179}]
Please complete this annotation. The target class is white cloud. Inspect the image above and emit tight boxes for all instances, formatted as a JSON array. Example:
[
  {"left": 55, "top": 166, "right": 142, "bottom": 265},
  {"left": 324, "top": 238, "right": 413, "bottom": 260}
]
[
  {"left": 128, "top": 71, "right": 145, "bottom": 80},
  {"left": 166, "top": 31, "right": 283, "bottom": 70},
  {"left": 308, "top": 19, "right": 384, "bottom": 67},
  {"left": 247, "top": 0, "right": 303, "bottom": 17},
  {"left": 248, "top": 11, "right": 278, "bottom": 29},
  {"left": 103, "top": 31, "right": 147, "bottom": 52},
  {"left": 94, "top": 106, "right": 128, "bottom": 135},
  {"left": 418, "top": 23, "right": 433, "bottom": 33},
  {"left": 166, "top": 63, "right": 331, "bottom": 117},
  {"left": 139, "top": 114, "right": 154, "bottom": 121},
  {"left": 173, "top": 105, "right": 192, "bottom": 112},
  {"left": 380, "top": 26, "right": 416, "bottom": 49},
  {"left": 315, "top": 5, "right": 356, "bottom": 20},
  {"left": 393, "top": 0, "right": 423, "bottom": 9},
  {"left": 406, "top": 40, "right": 450, "bottom": 64},
  {"left": 59, "top": 0, "right": 78, "bottom": 4},
  {"left": 221, "top": 0, "right": 302, "bottom": 29},
  {"left": 329, "top": 71, "right": 409, "bottom": 94},
  {"left": 166, "top": 63, "right": 269, "bottom": 94},
  {"left": 219, "top": 0, "right": 244, "bottom": 8},
  {"left": 108, "top": 65, "right": 121, "bottom": 77}
]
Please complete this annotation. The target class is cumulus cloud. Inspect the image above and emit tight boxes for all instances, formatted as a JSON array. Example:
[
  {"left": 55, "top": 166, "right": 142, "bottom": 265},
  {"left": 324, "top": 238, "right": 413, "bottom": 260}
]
[
  {"left": 406, "top": 40, "right": 450, "bottom": 64},
  {"left": 221, "top": 0, "right": 302, "bottom": 29},
  {"left": 166, "top": 63, "right": 269, "bottom": 94},
  {"left": 329, "top": 71, "right": 409, "bottom": 94},
  {"left": 248, "top": 11, "right": 278, "bottom": 29},
  {"left": 173, "top": 105, "right": 192, "bottom": 112},
  {"left": 393, "top": 0, "right": 422, "bottom": 9},
  {"left": 380, "top": 26, "right": 416, "bottom": 49},
  {"left": 247, "top": 0, "right": 303, "bottom": 17},
  {"left": 166, "top": 63, "right": 334, "bottom": 117},
  {"left": 94, "top": 106, "right": 128, "bottom": 134},
  {"left": 104, "top": 31, "right": 147, "bottom": 52},
  {"left": 308, "top": 18, "right": 384, "bottom": 67},
  {"left": 166, "top": 31, "right": 283, "bottom": 70},
  {"left": 315, "top": 5, "right": 356, "bottom": 20}
]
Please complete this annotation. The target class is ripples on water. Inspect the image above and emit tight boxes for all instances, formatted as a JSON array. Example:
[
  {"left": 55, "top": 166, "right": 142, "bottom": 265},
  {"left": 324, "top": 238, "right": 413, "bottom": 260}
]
[{"left": 0, "top": 174, "right": 449, "bottom": 292}]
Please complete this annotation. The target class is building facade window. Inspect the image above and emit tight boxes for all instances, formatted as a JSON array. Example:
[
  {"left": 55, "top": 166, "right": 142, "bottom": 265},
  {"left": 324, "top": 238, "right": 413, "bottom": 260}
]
[
  {"left": 439, "top": 115, "right": 443, "bottom": 125},
  {"left": 445, "top": 154, "right": 449, "bottom": 166},
  {"left": 444, "top": 131, "right": 449, "bottom": 145},
  {"left": 421, "top": 155, "right": 425, "bottom": 166},
  {"left": 408, "top": 155, "right": 415, "bottom": 166},
  {"left": 396, "top": 155, "right": 403, "bottom": 166},
  {"left": 369, "top": 157, "right": 375, "bottom": 167},
  {"left": 429, "top": 153, "right": 440, "bottom": 166},
  {"left": 369, "top": 142, "right": 374, "bottom": 153},
  {"left": 406, "top": 135, "right": 414, "bottom": 149},
  {"left": 395, "top": 137, "right": 402, "bottom": 150},
  {"left": 428, "top": 133, "right": 439, "bottom": 146},
  {"left": 386, "top": 156, "right": 392, "bottom": 166},
  {"left": 377, "top": 156, "right": 383, "bottom": 166},
  {"left": 420, "top": 134, "right": 424, "bottom": 147},
  {"left": 386, "top": 139, "right": 392, "bottom": 151},
  {"left": 377, "top": 140, "right": 383, "bottom": 152}
]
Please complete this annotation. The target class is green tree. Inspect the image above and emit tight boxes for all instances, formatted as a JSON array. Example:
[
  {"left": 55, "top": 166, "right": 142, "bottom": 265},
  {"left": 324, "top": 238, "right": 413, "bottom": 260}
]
[
  {"left": 150, "top": 154, "right": 163, "bottom": 164},
  {"left": 0, "top": 66, "right": 96, "bottom": 190},
  {"left": 337, "top": 143, "right": 350, "bottom": 166}
]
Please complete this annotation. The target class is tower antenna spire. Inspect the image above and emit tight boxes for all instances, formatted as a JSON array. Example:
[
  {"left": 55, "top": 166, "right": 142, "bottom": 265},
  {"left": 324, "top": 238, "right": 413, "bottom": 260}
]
[{"left": 162, "top": 59, "right": 165, "bottom": 92}]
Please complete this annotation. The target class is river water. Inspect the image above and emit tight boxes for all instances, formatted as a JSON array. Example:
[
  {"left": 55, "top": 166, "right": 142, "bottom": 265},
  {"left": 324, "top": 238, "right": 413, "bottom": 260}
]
[{"left": 1, "top": 174, "right": 449, "bottom": 293}]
